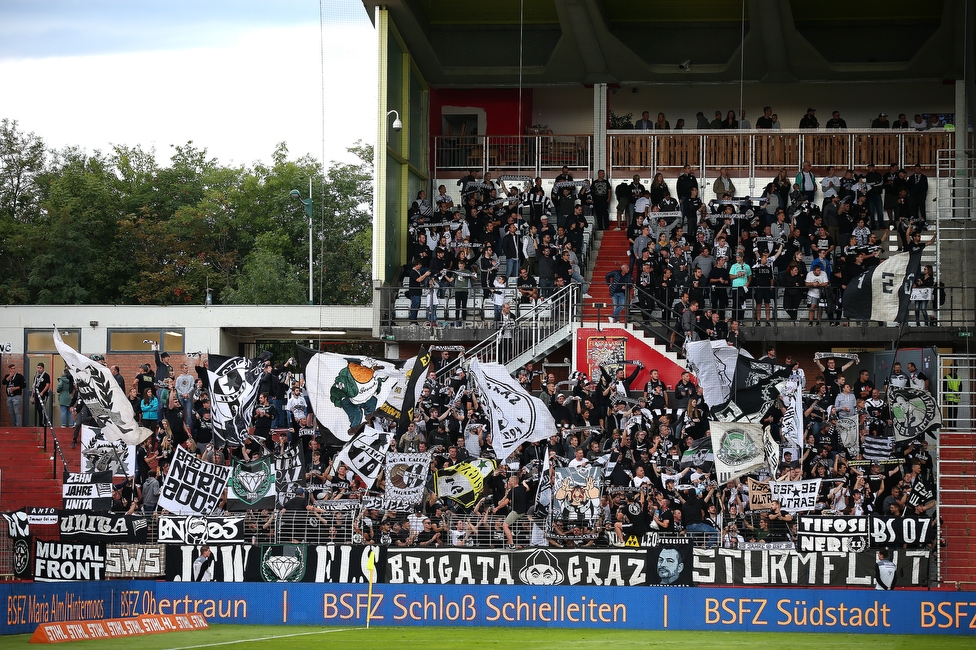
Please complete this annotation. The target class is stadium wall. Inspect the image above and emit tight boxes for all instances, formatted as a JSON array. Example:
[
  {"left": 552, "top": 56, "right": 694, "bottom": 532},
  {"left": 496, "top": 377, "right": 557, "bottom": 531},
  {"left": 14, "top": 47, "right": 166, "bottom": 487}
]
[{"left": 3, "top": 581, "right": 976, "bottom": 636}]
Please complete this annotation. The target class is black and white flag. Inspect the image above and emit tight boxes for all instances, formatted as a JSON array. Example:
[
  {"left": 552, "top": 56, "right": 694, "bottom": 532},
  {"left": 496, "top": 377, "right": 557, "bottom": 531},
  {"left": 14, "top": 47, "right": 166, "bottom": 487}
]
[
  {"left": 862, "top": 433, "right": 894, "bottom": 461},
  {"left": 158, "top": 446, "right": 230, "bottom": 515},
  {"left": 710, "top": 422, "right": 765, "bottom": 483},
  {"left": 383, "top": 452, "right": 431, "bottom": 510},
  {"left": 680, "top": 437, "right": 714, "bottom": 471},
  {"left": 62, "top": 472, "right": 113, "bottom": 510},
  {"left": 200, "top": 353, "right": 269, "bottom": 449},
  {"left": 843, "top": 250, "right": 922, "bottom": 322},
  {"left": 54, "top": 328, "right": 151, "bottom": 445},
  {"left": 80, "top": 424, "right": 135, "bottom": 477},
  {"left": 226, "top": 456, "right": 277, "bottom": 510},
  {"left": 770, "top": 479, "right": 822, "bottom": 513},
  {"left": 275, "top": 446, "right": 307, "bottom": 506},
  {"left": 469, "top": 359, "right": 557, "bottom": 461},
  {"left": 333, "top": 425, "right": 393, "bottom": 490},
  {"left": 835, "top": 416, "right": 860, "bottom": 458},
  {"left": 684, "top": 340, "right": 737, "bottom": 407},
  {"left": 887, "top": 386, "right": 942, "bottom": 442},
  {"left": 1, "top": 511, "right": 29, "bottom": 538}
]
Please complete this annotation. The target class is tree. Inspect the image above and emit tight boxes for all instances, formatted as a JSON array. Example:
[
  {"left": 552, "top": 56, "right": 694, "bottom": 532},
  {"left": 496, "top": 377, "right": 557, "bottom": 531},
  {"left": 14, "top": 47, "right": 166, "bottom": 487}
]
[
  {"left": 315, "top": 141, "right": 373, "bottom": 304},
  {"left": 220, "top": 232, "right": 307, "bottom": 304}
]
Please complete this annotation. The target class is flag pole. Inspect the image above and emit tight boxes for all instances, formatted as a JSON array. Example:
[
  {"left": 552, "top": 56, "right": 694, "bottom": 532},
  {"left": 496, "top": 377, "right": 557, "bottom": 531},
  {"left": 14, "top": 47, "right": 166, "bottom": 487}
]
[{"left": 365, "top": 548, "right": 375, "bottom": 629}]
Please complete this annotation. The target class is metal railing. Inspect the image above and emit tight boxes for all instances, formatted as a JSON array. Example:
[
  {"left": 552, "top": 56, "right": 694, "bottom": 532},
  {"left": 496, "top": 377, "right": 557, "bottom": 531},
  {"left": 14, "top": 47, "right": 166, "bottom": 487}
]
[
  {"left": 431, "top": 283, "right": 580, "bottom": 377},
  {"left": 607, "top": 129, "right": 965, "bottom": 185},
  {"left": 434, "top": 134, "right": 592, "bottom": 176},
  {"left": 614, "top": 280, "right": 972, "bottom": 329},
  {"left": 35, "top": 387, "right": 70, "bottom": 481}
]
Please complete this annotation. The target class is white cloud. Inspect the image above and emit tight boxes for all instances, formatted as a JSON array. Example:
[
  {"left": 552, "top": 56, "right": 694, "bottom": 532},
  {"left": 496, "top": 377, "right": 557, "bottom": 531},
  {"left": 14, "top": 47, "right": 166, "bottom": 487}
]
[{"left": 0, "top": 23, "right": 377, "bottom": 168}]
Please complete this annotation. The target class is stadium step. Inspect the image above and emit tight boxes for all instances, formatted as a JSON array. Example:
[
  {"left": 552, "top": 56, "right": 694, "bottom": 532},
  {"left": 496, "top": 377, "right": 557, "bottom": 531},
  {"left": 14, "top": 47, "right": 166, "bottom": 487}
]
[
  {"left": 584, "top": 228, "right": 632, "bottom": 323},
  {"left": 0, "top": 427, "right": 79, "bottom": 511}
]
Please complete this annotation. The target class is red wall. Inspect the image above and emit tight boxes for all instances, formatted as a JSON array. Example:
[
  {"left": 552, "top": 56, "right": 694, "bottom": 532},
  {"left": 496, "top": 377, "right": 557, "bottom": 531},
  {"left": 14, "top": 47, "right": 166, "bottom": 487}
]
[
  {"left": 574, "top": 327, "right": 687, "bottom": 391},
  {"left": 428, "top": 88, "right": 534, "bottom": 137}
]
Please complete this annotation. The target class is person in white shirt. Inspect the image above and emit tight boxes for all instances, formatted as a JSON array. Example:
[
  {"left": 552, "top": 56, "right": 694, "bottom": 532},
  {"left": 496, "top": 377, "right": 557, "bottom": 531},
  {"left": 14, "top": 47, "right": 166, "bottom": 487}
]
[
  {"left": 875, "top": 550, "right": 897, "bottom": 590},
  {"left": 805, "top": 266, "right": 828, "bottom": 324},
  {"left": 568, "top": 447, "right": 590, "bottom": 468},
  {"left": 738, "top": 110, "right": 751, "bottom": 130},
  {"left": 632, "top": 465, "right": 652, "bottom": 488},
  {"left": 820, "top": 166, "right": 841, "bottom": 211}
]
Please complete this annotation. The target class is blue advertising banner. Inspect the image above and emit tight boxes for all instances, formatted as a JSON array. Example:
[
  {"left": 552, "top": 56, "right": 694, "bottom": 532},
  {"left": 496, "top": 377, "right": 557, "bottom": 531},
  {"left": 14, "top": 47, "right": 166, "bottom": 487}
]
[{"left": 3, "top": 581, "right": 976, "bottom": 636}]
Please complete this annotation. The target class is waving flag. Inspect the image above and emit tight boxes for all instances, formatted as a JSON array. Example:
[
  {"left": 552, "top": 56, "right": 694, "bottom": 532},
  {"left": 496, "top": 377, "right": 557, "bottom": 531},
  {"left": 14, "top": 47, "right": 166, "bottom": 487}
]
[
  {"left": 334, "top": 425, "right": 394, "bottom": 490},
  {"left": 54, "top": 328, "right": 151, "bottom": 445},
  {"left": 299, "top": 348, "right": 420, "bottom": 442},
  {"left": 887, "top": 385, "right": 942, "bottom": 442},
  {"left": 199, "top": 353, "right": 269, "bottom": 449},
  {"left": 844, "top": 250, "right": 922, "bottom": 322},
  {"left": 434, "top": 458, "right": 497, "bottom": 508},
  {"left": 710, "top": 421, "right": 765, "bottom": 483},
  {"left": 469, "top": 359, "right": 557, "bottom": 461},
  {"left": 684, "top": 340, "right": 737, "bottom": 407}
]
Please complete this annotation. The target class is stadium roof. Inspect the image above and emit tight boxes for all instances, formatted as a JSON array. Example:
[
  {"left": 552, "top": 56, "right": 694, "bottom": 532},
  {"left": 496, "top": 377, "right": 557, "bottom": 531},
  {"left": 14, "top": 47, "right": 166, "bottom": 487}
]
[{"left": 361, "top": 0, "right": 967, "bottom": 86}]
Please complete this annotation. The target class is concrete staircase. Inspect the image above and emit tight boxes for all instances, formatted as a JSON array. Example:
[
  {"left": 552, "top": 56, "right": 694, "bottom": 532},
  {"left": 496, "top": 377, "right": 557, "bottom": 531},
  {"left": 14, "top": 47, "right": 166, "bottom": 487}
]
[
  {"left": 584, "top": 228, "right": 631, "bottom": 323},
  {"left": 938, "top": 430, "right": 976, "bottom": 588},
  {"left": 0, "top": 428, "right": 79, "bottom": 512}
]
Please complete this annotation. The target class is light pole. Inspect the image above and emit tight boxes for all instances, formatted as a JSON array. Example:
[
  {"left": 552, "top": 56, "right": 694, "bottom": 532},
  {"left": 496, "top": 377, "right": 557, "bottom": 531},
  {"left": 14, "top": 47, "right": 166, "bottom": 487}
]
[{"left": 290, "top": 179, "right": 314, "bottom": 305}]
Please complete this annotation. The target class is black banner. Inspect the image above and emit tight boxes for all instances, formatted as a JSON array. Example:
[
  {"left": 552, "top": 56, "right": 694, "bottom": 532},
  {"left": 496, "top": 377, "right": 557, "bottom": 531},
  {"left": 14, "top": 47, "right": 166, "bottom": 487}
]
[
  {"left": 870, "top": 516, "right": 936, "bottom": 548},
  {"left": 33, "top": 540, "right": 106, "bottom": 582},
  {"left": 58, "top": 511, "right": 149, "bottom": 544},
  {"left": 163, "top": 543, "right": 383, "bottom": 583},
  {"left": 165, "top": 544, "right": 259, "bottom": 582},
  {"left": 386, "top": 548, "right": 648, "bottom": 586},
  {"left": 257, "top": 544, "right": 385, "bottom": 583},
  {"left": 796, "top": 516, "right": 870, "bottom": 553},
  {"left": 62, "top": 471, "right": 112, "bottom": 510},
  {"left": 157, "top": 516, "right": 246, "bottom": 545},
  {"left": 691, "top": 548, "right": 930, "bottom": 587},
  {"left": 104, "top": 544, "right": 165, "bottom": 578},
  {"left": 12, "top": 536, "right": 32, "bottom": 580},
  {"left": 647, "top": 544, "right": 694, "bottom": 586}
]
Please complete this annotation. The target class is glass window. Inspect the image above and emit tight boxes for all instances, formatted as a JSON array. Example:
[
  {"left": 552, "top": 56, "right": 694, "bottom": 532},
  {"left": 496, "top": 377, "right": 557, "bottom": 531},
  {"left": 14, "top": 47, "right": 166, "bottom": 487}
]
[
  {"left": 26, "top": 330, "right": 80, "bottom": 353},
  {"left": 108, "top": 329, "right": 184, "bottom": 353}
]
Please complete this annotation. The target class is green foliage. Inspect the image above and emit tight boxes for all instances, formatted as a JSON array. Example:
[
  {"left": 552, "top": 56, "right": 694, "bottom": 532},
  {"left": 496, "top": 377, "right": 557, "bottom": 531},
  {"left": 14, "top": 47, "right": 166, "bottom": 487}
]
[{"left": 0, "top": 124, "right": 374, "bottom": 306}]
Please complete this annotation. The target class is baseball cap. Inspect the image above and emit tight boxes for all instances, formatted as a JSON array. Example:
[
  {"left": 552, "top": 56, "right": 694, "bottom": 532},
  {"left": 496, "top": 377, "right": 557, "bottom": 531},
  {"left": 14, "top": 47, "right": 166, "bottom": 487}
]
[
  {"left": 879, "top": 112, "right": 887, "bottom": 117},
  {"left": 807, "top": 107, "right": 816, "bottom": 112}
]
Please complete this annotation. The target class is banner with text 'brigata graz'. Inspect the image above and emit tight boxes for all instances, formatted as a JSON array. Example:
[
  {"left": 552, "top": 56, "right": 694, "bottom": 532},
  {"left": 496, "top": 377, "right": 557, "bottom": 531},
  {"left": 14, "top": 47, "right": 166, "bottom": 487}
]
[{"left": 3, "top": 581, "right": 975, "bottom": 636}]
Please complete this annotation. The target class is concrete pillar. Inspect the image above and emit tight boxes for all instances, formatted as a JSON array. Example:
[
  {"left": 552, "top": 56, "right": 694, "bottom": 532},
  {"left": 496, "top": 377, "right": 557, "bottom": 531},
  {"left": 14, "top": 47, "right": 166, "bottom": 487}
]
[{"left": 592, "top": 83, "right": 607, "bottom": 176}]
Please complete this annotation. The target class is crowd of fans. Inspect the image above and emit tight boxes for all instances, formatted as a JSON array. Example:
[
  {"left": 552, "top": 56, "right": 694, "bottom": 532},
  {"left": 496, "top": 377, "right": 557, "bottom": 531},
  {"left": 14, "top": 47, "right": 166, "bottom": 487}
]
[
  {"left": 628, "top": 107, "right": 952, "bottom": 131},
  {"left": 404, "top": 167, "right": 603, "bottom": 327},
  {"left": 610, "top": 160, "right": 939, "bottom": 331},
  {"left": 42, "top": 338, "right": 940, "bottom": 554}
]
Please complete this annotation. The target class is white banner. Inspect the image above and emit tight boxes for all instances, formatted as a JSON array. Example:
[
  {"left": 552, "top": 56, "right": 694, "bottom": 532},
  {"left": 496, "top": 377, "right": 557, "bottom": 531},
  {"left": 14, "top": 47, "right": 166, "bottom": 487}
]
[
  {"left": 333, "top": 425, "right": 393, "bottom": 490},
  {"left": 54, "top": 328, "right": 151, "bottom": 445},
  {"left": 158, "top": 446, "right": 230, "bottom": 515},
  {"left": 304, "top": 352, "right": 415, "bottom": 441},
  {"left": 781, "top": 379, "right": 804, "bottom": 454},
  {"left": 383, "top": 452, "right": 431, "bottom": 510},
  {"left": 470, "top": 359, "right": 557, "bottom": 461},
  {"left": 80, "top": 424, "right": 136, "bottom": 477},
  {"left": 684, "top": 340, "right": 737, "bottom": 408},
  {"left": 770, "top": 479, "right": 822, "bottom": 513},
  {"left": 710, "top": 421, "right": 765, "bottom": 483}
]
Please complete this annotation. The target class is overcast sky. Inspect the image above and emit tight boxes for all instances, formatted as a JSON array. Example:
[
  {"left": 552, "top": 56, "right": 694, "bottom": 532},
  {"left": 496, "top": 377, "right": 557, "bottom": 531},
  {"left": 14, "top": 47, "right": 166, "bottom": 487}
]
[{"left": 0, "top": 0, "right": 377, "bottom": 168}]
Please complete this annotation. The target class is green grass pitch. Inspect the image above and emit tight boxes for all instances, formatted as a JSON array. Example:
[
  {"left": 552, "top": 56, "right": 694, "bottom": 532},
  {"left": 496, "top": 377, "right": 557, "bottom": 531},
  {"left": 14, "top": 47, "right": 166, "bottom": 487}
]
[{"left": 2, "top": 625, "right": 974, "bottom": 648}]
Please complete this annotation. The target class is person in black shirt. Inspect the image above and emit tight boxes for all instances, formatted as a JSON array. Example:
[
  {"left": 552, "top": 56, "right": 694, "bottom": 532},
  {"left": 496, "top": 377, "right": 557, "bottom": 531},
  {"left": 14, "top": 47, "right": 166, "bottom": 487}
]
[
  {"left": 247, "top": 393, "right": 276, "bottom": 458},
  {"left": 591, "top": 169, "right": 611, "bottom": 230},
  {"left": 751, "top": 248, "right": 778, "bottom": 325}
]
